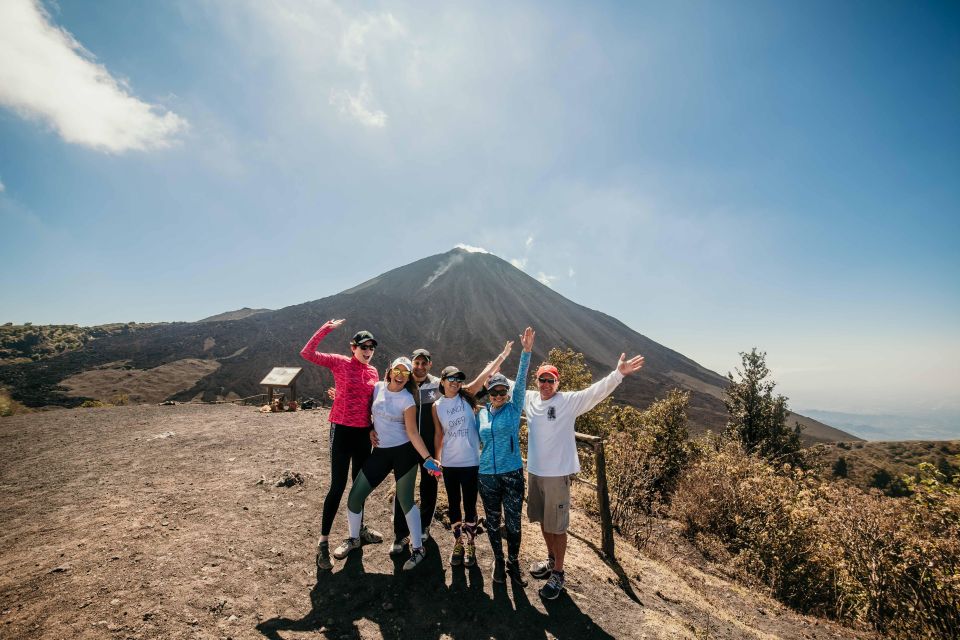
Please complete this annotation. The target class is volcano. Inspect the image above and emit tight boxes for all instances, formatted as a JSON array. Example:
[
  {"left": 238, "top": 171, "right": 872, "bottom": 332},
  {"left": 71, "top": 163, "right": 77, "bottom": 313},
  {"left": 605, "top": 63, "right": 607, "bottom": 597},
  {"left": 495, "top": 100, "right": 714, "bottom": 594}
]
[{"left": 0, "top": 248, "right": 853, "bottom": 441}]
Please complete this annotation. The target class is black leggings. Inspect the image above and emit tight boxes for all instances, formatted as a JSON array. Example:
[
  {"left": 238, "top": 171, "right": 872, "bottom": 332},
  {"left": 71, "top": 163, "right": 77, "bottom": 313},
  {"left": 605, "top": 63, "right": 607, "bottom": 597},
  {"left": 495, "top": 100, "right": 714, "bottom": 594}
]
[
  {"left": 443, "top": 465, "right": 479, "bottom": 539},
  {"left": 321, "top": 424, "right": 373, "bottom": 536}
]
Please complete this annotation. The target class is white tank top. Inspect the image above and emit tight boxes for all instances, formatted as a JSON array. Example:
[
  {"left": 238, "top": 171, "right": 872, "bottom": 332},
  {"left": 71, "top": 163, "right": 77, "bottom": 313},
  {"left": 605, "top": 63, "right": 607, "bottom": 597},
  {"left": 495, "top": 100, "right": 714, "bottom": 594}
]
[{"left": 435, "top": 394, "right": 480, "bottom": 467}]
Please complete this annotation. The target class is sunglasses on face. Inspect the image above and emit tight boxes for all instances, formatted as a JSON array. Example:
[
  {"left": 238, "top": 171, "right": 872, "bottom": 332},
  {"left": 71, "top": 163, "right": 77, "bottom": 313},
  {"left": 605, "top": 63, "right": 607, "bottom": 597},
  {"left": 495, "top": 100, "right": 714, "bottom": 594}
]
[
  {"left": 488, "top": 389, "right": 509, "bottom": 397},
  {"left": 391, "top": 368, "right": 411, "bottom": 377},
  {"left": 444, "top": 376, "right": 463, "bottom": 383},
  {"left": 537, "top": 377, "right": 558, "bottom": 384},
  {"left": 356, "top": 344, "right": 376, "bottom": 351}
]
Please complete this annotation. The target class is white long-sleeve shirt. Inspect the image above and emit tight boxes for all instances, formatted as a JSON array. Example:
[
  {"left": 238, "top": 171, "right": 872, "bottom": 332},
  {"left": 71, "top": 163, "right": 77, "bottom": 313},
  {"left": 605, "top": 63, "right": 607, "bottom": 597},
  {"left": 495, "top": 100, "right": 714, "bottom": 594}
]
[{"left": 524, "top": 369, "right": 624, "bottom": 476}]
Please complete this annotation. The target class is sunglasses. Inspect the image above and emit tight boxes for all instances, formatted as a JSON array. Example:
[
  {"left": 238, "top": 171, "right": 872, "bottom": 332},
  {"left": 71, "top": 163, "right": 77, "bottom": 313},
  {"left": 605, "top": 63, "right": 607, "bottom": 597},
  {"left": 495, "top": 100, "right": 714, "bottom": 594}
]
[
  {"left": 488, "top": 389, "right": 508, "bottom": 397},
  {"left": 537, "top": 377, "right": 558, "bottom": 384},
  {"left": 356, "top": 344, "right": 376, "bottom": 351},
  {"left": 444, "top": 376, "right": 463, "bottom": 383},
  {"left": 391, "top": 368, "right": 411, "bottom": 377}
]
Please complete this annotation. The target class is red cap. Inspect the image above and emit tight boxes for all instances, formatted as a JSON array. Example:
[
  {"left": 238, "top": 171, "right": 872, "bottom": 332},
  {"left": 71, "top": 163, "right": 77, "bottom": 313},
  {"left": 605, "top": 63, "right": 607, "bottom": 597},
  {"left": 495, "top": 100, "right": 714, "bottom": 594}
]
[{"left": 536, "top": 365, "right": 560, "bottom": 380}]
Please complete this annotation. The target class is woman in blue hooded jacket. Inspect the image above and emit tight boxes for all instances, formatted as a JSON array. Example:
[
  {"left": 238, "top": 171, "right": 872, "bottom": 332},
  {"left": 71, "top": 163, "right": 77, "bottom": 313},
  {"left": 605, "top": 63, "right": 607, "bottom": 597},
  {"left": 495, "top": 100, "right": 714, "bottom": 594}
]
[{"left": 477, "top": 326, "right": 534, "bottom": 586}]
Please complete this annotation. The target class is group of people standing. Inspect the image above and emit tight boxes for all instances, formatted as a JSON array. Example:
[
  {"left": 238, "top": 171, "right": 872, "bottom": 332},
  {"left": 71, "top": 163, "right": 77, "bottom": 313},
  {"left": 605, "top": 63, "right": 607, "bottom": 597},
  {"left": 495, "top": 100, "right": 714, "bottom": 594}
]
[{"left": 300, "top": 319, "right": 644, "bottom": 600}]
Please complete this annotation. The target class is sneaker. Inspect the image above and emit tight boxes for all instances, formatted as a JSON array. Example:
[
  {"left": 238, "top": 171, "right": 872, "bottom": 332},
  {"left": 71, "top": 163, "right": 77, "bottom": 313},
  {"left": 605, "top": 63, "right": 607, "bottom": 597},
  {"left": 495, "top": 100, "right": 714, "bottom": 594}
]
[
  {"left": 359, "top": 525, "right": 383, "bottom": 544},
  {"left": 403, "top": 546, "right": 427, "bottom": 571},
  {"left": 332, "top": 537, "right": 361, "bottom": 559},
  {"left": 491, "top": 557, "right": 506, "bottom": 584},
  {"left": 539, "top": 571, "right": 565, "bottom": 600},
  {"left": 315, "top": 541, "right": 332, "bottom": 571},
  {"left": 389, "top": 536, "right": 409, "bottom": 556},
  {"left": 449, "top": 541, "right": 464, "bottom": 566},
  {"left": 506, "top": 559, "right": 528, "bottom": 587},
  {"left": 463, "top": 544, "right": 476, "bottom": 568},
  {"left": 529, "top": 557, "right": 554, "bottom": 579}
]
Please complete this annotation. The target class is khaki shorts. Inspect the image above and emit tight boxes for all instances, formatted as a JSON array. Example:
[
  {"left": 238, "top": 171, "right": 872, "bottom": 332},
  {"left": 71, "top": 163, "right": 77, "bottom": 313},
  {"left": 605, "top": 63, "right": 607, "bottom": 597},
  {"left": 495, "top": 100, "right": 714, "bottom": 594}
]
[{"left": 526, "top": 472, "right": 573, "bottom": 534}]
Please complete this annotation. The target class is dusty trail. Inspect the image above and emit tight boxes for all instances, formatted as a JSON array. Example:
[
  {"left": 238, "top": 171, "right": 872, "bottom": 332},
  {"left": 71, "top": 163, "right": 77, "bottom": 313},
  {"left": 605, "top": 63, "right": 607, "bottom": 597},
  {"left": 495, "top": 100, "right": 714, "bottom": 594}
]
[{"left": 0, "top": 404, "right": 873, "bottom": 639}]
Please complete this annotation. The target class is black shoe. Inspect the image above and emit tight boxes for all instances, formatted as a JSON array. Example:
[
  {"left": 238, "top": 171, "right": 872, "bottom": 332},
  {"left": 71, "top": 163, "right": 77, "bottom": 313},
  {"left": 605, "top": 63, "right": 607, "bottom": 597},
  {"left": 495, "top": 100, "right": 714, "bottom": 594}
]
[
  {"left": 316, "top": 541, "right": 332, "bottom": 571},
  {"left": 506, "top": 558, "right": 528, "bottom": 586},
  {"left": 492, "top": 557, "right": 506, "bottom": 584},
  {"left": 539, "top": 571, "right": 565, "bottom": 600}
]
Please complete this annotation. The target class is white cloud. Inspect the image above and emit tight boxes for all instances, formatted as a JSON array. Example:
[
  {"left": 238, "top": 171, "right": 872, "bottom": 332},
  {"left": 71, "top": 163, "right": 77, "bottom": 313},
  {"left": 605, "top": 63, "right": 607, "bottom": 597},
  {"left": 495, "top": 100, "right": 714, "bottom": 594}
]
[
  {"left": 233, "top": 1, "right": 412, "bottom": 130},
  {"left": 329, "top": 83, "right": 387, "bottom": 128},
  {"left": 0, "top": 178, "right": 5, "bottom": 193},
  {"left": 455, "top": 243, "right": 488, "bottom": 253},
  {"left": 0, "top": 0, "right": 187, "bottom": 153},
  {"left": 510, "top": 257, "right": 527, "bottom": 270},
  {"left": 525, "top": 236, "right": 534, "bottom": 249},
  {"left": 536, "top": 272, "right": 556, "bottom": 287},
  {"left": 568, "top": 267, "right": 575, "bottom": 278}
]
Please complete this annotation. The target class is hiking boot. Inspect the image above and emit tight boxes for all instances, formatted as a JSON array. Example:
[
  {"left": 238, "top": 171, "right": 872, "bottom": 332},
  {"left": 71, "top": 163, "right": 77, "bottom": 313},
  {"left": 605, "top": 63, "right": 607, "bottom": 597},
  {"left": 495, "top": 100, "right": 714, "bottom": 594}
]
[
  {"left": 403, "top": 546, "right": 427, "bottom": 570},
  {"left": 539, "top": 571, "right": 565, "bottom": 600},
  {"left": 332, "top": 537, "right": 361, "bottom": 559},
  {"left": 315, "top": 541, "right": 332, "bottom": 571},
  {"left": 389, "top": 536, "right": 409, "bottom": 556},
  {"left": 529, "top": 557, "right": 554, "bottom": 579},
  {"left": 463, "top": 544, "right": 476, "bottom": 568},
  {"left": 491, "top": 557, "right": 506, "bottom": 584},
  {"left": 359, "top": 525, "right": 383, "bottom": 544},
  {"left": 506, "top": 558, "right": 528, "bottom": 587},
  {"left": 449, "top": 541, "right": 464, "bottom": 566}
]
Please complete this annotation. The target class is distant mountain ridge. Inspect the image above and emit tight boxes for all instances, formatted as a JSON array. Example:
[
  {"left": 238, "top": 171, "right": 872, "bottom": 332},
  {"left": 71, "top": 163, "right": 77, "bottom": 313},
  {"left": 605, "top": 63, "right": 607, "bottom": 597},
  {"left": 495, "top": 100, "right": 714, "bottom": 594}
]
[
  {"left": 0, "top": 248, "right": 854, "bottom": 441},
  {"left": 197, "top": 307, "right": 271, "bottom": 323}
]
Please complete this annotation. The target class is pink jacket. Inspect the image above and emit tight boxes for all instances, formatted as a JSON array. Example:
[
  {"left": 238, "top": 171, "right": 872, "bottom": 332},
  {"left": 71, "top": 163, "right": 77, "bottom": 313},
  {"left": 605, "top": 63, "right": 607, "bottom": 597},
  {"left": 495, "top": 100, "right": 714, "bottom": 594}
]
[{"left": 300, "top": 323, "right": 379, "bottom": 428}]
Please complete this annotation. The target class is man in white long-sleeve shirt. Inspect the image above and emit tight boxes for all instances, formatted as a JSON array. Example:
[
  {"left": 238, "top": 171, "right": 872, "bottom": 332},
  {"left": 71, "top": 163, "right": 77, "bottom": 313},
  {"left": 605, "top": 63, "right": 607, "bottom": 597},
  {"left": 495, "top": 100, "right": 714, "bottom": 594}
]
[{"left": 525, "top": 353, "right": 645, "bottom": 600}]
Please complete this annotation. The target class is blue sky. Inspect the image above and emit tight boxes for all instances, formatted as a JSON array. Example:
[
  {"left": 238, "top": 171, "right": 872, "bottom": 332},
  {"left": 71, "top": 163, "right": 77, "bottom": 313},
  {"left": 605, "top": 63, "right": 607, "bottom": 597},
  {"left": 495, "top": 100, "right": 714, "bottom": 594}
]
[{"left": 1, "top": 0, "right": 958, "bottom": 423}]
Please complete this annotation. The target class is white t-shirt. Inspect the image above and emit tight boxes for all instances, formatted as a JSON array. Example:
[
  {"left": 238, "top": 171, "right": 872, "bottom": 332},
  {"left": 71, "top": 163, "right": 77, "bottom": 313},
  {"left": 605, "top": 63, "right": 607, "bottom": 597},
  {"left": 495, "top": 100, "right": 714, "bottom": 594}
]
[
  {"left": 371, "top": 382, "right": 416, "bottom": 448},
  {"left": 524, "top": 369, "right": 624, "bottom": 476},
  {"left": 435, "top": 394, "right": 480, "bottom": 467}
]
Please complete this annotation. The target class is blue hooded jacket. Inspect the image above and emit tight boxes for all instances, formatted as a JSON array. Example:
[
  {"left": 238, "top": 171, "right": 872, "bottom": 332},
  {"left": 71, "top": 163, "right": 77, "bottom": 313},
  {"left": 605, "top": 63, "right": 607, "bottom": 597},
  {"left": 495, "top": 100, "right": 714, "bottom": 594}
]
[{"left": 477, "top": 350, "right": 530, "bottom": 475}]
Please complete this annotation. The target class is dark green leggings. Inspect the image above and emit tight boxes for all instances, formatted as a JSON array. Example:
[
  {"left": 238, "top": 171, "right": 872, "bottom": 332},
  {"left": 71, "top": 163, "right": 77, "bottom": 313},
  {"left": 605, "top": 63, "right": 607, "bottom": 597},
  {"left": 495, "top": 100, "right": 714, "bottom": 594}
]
[{"left": 348, "top": 442, "right": 419, "bottom": 514}]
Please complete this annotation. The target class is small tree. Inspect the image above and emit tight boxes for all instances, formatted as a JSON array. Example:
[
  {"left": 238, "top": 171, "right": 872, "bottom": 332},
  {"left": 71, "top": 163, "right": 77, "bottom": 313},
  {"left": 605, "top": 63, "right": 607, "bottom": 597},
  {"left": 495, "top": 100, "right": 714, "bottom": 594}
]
[
  {"left": 832, "top": 456, "right": 849, "bottom": 478},
  {"left": 723, "top": 348, "right": 803, "bottom": 464}
]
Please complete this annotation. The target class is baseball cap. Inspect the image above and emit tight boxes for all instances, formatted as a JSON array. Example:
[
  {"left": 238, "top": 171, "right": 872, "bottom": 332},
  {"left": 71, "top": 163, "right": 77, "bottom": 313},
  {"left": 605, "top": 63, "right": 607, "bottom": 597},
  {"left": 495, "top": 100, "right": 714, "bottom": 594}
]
[
  {"left": 411, "top": 348, "right": 432, "bottom": 361},
  {"left": 390, "top": 356, "right": 413, "bottom": 371},
  {"left": 485, "top": 373, "right": 510, "bottom": 390},
  {"left": 351, "top": 330, "right": 377, "bottom": 347},
  {"left": 440, "top": 365, "right": 466, "bottom": 381},
  {"left": 536, "top": 364, "right": 560, "bottom": 380}
]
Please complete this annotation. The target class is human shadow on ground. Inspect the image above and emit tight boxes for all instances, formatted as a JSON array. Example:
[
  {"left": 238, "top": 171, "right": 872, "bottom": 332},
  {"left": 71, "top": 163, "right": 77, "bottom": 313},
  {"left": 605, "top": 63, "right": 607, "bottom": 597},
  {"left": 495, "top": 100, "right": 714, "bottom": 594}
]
[
  {"left": 256, "top": 538, "right": 614, "bottom": 640},
  {"left": 568, "top": 528, "right": 643, "bottom": 605}
]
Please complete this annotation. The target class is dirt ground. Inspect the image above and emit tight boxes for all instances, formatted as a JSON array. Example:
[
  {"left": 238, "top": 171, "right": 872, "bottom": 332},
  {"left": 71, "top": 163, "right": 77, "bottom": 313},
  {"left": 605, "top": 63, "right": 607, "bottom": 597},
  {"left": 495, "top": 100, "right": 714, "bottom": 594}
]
[{"left": 0, "top": 404, "right": 876, "bottom": 639}]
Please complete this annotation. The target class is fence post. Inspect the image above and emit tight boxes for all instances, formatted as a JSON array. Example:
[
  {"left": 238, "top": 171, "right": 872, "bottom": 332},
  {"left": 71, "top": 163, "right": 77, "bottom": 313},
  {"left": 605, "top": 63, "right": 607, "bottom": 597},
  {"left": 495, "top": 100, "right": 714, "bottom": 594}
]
[{"left": 594, "top": 440, "right": 615, "bottom": 561}]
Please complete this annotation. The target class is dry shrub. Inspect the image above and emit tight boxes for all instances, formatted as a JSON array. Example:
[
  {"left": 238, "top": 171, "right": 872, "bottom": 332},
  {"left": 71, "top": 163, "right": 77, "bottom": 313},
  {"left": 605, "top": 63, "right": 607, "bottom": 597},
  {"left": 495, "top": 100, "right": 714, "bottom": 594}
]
[
  {"left": 602, "top": 390, "right": 691, "bottom": 546},
  {"left": 0, "top": 389, "right": 31, "bottom": 417},
  {"left": 672, "top": 443, "right": 960, "bottom": 638}
]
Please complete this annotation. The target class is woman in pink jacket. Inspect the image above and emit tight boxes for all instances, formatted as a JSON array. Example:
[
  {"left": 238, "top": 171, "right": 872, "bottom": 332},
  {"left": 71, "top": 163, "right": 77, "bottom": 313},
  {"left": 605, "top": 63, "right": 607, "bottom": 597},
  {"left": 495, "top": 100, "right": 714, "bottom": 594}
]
[{"left": 300, "top": 318, "right": 383, "bottom": 570}]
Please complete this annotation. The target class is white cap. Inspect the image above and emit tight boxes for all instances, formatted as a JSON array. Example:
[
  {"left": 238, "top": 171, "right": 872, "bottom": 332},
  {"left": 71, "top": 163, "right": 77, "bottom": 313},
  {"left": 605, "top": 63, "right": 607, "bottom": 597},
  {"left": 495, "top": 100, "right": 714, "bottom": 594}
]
[{"left": 390, "top": 356, "right": 413, "bottom": 371}]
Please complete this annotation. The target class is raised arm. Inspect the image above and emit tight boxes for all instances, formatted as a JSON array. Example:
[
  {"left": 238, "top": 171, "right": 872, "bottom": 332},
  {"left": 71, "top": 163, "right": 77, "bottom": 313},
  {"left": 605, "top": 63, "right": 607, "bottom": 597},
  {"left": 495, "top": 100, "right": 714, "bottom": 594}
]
[
  {"left": 567, "top": 352, "right": 645, "bottom": 417},
  {"left": 299, "top": 319, "right": 349, "bottom": 369},
  {"left": 511, "top": 327, "right": 535, "bottom": 407},
  {"left": 465, "top": 340, "right": 514, "bottom": 395}
]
